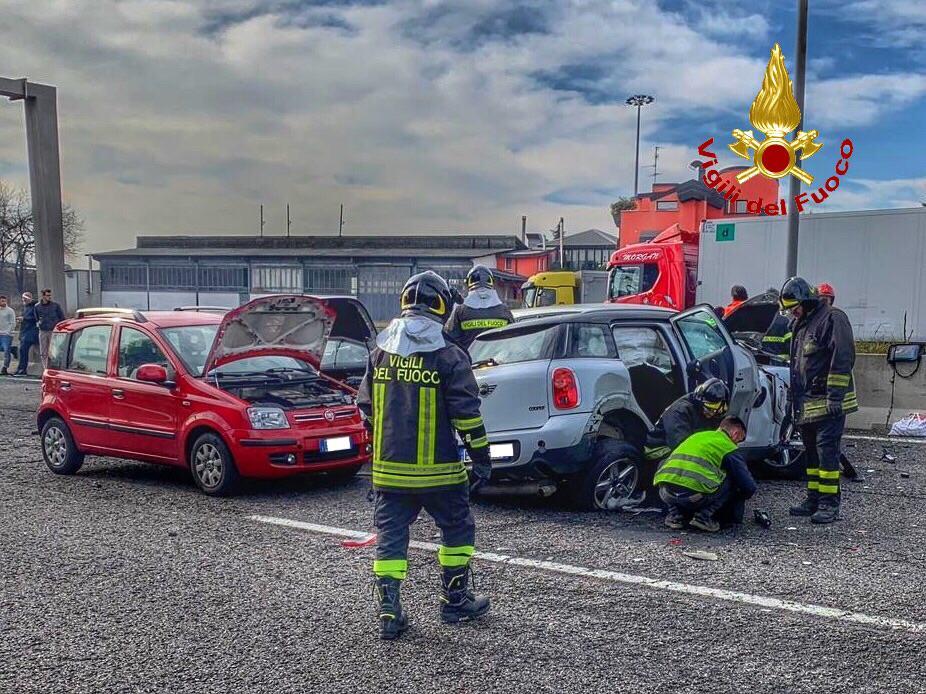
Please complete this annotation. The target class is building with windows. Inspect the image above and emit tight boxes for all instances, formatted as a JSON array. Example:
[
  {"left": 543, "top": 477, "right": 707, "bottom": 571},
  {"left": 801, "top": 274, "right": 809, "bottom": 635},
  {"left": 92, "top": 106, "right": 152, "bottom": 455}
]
[
  {"left": 92, "top": 235, "right": 530, "bottom": 321},
  {"left": 617, "top": 166, "right": 778, "bottom": 247},
  {"left": 558, "top": 228, "right": 615, "bottom": 270}
]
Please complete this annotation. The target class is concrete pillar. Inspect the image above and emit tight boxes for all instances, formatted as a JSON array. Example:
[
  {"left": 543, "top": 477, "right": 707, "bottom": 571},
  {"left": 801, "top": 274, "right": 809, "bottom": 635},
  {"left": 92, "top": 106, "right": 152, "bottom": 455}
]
[{"left": 2, "top": 78, "right": 68, "bottom": 313}]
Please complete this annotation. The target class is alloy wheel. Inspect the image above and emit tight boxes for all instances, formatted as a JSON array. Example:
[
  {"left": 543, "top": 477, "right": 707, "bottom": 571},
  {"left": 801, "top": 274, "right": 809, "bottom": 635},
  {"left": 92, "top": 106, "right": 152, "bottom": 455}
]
[
  {"left": 593, "top": 459, "right": 638, "bottom": 510},
  {"left": 43, "top": 426, "right": 67, "bottom": 468},
  {"left": 194, "top": 443, "right": 224, "bottom": 488}
]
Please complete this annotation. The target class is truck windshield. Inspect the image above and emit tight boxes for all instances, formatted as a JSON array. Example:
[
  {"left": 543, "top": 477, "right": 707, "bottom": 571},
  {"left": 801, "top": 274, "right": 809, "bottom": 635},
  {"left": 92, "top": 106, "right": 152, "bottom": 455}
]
[
  {"left": 522, "top": 285, "right": 537, "bottom": 308},
  {"left": 609, "top": 263, "right": 659, "bottom": 298}
]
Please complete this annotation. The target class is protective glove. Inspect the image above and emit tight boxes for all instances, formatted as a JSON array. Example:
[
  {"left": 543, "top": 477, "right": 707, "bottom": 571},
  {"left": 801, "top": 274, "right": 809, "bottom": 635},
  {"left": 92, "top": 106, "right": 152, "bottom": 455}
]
[
  {"left": 826, "top": 399, "right": 843, "bottom": 417},
  {"left": 468, "top": 455, "right": 492, "bottom": 495}
]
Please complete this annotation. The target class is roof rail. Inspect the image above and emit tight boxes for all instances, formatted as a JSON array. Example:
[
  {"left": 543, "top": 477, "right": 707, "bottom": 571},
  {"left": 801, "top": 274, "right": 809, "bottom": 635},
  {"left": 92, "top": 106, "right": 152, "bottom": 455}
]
[
  {"left": 173, "top": 306, "right": 230, "bottom": 313},
  {"left": 74, "top": 307, "right": 147, "bottom": 322}
]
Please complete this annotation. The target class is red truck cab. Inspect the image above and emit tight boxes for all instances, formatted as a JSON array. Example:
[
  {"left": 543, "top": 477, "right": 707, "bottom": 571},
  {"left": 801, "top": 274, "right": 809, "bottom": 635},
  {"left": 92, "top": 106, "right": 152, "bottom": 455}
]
[{"left": 606, "top": 224, "right": 699, "bottom": 310}]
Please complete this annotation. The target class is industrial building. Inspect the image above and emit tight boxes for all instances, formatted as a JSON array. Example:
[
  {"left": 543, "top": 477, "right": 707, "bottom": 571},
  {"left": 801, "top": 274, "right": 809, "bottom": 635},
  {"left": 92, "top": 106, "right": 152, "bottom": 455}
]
[{"left": 92, "top": 235, "right": 532, "bottom": 321}]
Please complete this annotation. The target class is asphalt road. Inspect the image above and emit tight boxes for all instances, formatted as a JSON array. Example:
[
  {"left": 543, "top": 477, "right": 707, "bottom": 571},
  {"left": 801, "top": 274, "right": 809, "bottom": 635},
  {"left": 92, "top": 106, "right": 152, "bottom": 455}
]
[{"left": 2, "top": 378, "right": 925, "bottom": 693}]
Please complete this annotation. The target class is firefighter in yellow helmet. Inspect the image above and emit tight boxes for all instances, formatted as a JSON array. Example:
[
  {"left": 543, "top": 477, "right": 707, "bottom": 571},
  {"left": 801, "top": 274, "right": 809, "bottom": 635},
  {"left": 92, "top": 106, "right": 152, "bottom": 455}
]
[{"left": 357, "top": 271, "right": 492, "bottom": 640}]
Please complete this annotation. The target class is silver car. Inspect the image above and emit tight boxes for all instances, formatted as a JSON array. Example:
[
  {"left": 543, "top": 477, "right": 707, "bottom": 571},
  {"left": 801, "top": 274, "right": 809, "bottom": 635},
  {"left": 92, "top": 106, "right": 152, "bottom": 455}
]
[{"left": 468, "top": 304, "right": 793, "bottom": 510}]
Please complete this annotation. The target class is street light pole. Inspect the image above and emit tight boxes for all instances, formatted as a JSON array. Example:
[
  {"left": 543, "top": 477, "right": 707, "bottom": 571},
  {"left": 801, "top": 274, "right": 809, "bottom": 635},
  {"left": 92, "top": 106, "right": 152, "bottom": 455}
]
[
  {"left": 786, "top": 0, "right": 809, "bottom": 277},
  {"left": 626, "top": 95, "right": 654, "bottom": 197}
]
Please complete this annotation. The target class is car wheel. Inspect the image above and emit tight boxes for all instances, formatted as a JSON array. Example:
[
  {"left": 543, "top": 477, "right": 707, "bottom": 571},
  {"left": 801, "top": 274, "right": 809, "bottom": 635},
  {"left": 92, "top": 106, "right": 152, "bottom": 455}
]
[
  {"left": 570, "top": 439, "right": 642, "bottom": 511},
  {"left": 325, "top": 464, "right": 363, "bottom": 485},
  {"left": 189, "top": 432, "right": 240, "bottom": 496},
  {"left": 755, "top": 417, "right": 805, "bottom": 479},
  {"left": 41, "top": 417, "right": 85, "bottom": 475}
]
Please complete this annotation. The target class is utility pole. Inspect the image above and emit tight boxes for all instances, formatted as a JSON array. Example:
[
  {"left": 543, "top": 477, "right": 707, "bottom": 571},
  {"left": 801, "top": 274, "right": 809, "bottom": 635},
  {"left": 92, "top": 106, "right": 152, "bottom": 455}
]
[
  {"left": 649, "top": 145, "right": 661, "bottom": 186},
  {"left": 786, "top": 0, "right": 809, "bottom": 278},
  {"left": 286, "top": 203, "right": 291, "bottom": 237},
  {"left": 339, "top": 204, "right": 345, "bottom": 237},
  {"left": 259, "top": 204, "right": 265, "bottom": 237},
  {"left": 626, "top": 94, "right": 654, "bottom": 197},
  {"left": 559, "top": 217, "right": 565, "bottom": 270}
]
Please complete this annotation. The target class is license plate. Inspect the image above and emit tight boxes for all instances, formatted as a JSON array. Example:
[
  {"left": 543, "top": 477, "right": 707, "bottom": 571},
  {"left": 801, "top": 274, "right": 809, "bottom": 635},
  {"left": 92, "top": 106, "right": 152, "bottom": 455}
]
[
  {"left": 459, "top": 443, "right": 514, "bottom": 462},
  {"left": 321, "top": 436, "right": 352, "bottom": 453}
]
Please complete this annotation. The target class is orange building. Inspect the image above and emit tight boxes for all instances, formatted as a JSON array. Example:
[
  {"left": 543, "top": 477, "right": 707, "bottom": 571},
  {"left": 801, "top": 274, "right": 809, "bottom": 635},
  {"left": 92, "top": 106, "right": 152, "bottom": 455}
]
[{"left": 618, "top": 166, "right": 778, "bottom": 247}]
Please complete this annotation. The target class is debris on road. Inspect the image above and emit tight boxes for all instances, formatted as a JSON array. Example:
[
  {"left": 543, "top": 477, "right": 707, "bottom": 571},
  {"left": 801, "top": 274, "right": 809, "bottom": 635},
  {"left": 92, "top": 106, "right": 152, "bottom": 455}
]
[
  {"left": 341, "top": 534, "right": 377, "bottom": 549},
  {"left": 682, "top": 549, "right": 719, "bottom": 561},
  {"left": 753, "top": 510, "right": 772, "bottom": 529},
  {"left": 900, "top": 472, "right": 911, "bottom": 479},
  {"left": 881, "top": 450, "right": 897, "bottom": 463}
]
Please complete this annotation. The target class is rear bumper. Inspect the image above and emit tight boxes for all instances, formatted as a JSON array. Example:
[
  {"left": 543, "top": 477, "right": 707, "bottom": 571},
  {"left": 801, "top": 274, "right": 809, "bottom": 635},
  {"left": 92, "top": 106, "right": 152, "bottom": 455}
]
[
  {"left": 229, "top": 425, "right": 371, "bottom": 478},
  {"left": 485, "top": 412, "right": 596, "bottom": 482}
]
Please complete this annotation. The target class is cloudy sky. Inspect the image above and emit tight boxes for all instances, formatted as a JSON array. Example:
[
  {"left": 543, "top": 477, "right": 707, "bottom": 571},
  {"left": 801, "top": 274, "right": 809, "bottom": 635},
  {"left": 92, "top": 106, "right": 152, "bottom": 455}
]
[{"left": 1, "top": 0, "right": 924, "bottom": 256}]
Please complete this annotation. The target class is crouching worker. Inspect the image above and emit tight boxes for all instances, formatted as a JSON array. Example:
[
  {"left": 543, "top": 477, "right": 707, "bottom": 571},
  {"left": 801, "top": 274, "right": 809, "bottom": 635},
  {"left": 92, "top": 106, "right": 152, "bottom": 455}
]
[
  {"left": 644, "top": 378, "right": 730, "bottom": 463},
  {"left": 654, "top": 417, "right": 757, "bottom": 533},
  {"left": 358, "top": 271, "right": 492, "bottom": 640}
]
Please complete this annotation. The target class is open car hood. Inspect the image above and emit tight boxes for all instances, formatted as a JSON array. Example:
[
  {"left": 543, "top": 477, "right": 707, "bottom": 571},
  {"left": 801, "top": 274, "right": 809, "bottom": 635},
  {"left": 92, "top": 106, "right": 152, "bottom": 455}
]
[
  {"left": 723, "top": 290, "right": 779, "bottom": 335},
  {"left": 203, "top": 294, "right": 375, "bottom": 373}
]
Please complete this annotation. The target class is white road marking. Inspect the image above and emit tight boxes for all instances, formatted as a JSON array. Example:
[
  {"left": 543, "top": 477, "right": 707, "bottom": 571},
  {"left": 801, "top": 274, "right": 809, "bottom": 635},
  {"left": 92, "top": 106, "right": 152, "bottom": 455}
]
[
  {"left": 248, "top": 514, "right": 926, "bottom": 634},
  {"left": 844, "top": 433, "right": 926, "bottom": 445}
]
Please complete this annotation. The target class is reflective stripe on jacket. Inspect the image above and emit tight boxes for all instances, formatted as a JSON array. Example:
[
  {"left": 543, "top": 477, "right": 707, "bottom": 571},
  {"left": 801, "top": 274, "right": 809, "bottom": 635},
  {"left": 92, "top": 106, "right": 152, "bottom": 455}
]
[
  {"left": 789, "top": 304, "right": 858, "bottom": 424},
  {"left": 653, "top": 430, "right": 737, "bottom": 494},
  {"left": 761, "top": 313, "right": 792, "bottom": 359},
  {"left": 444, "top": 303, "right": 514, "bottom": 350},
  {"left": 357, "top": 341, "right": 489, "bottom": 492}
]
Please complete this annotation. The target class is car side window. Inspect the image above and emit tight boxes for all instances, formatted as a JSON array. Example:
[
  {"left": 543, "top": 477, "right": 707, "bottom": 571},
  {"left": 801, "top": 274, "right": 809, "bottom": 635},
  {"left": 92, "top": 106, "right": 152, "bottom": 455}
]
[
  {"left": 675, "top": 310, "right": 729, "bottom": 360},
  {"left": 118, "top": 327, "right": 174, "bottom": 380},
  {"left": 569, "top": 324, "right": 615, "bottom": 358},
  {"left": 47, "top": 333, "right": 69, "bottom": 370},
  {"left": 67, "top": 325, "right": 113, "bottom": 375},
  {"left": 611, "top": 326, "right": 675, "bottom": 374}
]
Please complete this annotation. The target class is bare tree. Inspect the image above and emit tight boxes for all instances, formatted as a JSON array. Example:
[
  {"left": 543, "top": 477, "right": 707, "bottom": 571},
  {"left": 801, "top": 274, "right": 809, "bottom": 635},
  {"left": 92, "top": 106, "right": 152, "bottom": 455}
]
[{"left": 0, "top": 178, "right": 84, "bottom": 294}]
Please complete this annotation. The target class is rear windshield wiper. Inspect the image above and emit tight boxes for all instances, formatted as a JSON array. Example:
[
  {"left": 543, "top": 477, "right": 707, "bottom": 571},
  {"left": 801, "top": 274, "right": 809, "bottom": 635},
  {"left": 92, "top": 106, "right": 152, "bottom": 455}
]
[{"left": 471, "top": 357, "right": 498, "bottom": 368}]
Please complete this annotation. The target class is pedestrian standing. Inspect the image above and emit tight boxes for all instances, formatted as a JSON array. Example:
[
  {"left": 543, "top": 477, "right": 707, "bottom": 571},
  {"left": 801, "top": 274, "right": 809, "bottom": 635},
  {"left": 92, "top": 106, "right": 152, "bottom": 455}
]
[
  {"left": 0, "top": 296, "right": 15, "bottom": 375},
  {"left": 14, "top": 292, "right": 39, "bottom": 376},
  {"left": 358, "top": 271, "right": 492, "bottom": 640},
  {"left": 35, "top": 288, "right": 65, "bottom": 369},
  {"left": 780, "top": 277, "right": 858, "bottom": 524},
  {"left": 723, "top": 285, "right": 748, "bottom": 317}
]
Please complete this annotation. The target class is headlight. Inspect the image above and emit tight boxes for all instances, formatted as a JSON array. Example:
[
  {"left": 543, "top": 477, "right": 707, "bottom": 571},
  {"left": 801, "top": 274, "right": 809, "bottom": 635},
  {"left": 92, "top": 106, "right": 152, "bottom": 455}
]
[{"left": 247, "top": 407, "right": 290, "bottom": 430}]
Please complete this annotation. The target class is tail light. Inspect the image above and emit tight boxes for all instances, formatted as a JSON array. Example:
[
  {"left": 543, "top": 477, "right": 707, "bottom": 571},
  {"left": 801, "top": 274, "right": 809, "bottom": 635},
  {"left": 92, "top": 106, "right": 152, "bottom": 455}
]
[{"left": 552, "top": 367, "right": 580, "bottom": 410}]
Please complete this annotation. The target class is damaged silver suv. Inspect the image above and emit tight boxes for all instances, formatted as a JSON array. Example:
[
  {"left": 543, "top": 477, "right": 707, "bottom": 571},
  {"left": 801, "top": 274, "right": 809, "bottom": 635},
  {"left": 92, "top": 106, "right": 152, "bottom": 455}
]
[{"left": 469, "top": 304, "right": 792, "bottom": 509}]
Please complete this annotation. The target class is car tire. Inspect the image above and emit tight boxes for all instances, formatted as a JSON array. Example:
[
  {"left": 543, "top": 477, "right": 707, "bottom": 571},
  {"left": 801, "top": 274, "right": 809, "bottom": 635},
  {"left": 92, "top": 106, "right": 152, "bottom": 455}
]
[
  {"left": 189, "top": 432, "right": 240, "bottom": 496},
  {"left": 754, "top": 417, "right": 805, "bottom": 479},
  {"left": 41, "top": 417, "right": 85, "bottom": 475},
  {"left": 325, "top": 464, "right": 363, "bottom": 485},
  {"left": 569, "top": 438, "right": 643, "bottom": 511}
]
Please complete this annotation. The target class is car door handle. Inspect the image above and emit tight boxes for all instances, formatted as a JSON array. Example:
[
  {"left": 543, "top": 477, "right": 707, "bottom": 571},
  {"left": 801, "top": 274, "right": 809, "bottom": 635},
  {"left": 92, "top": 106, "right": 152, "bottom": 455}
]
[
  {"left": 112, "top": 388, "right": 125, "bottom": 399},
  {"left": 60, "top": 381, "right": 71, "bottom": 391}
]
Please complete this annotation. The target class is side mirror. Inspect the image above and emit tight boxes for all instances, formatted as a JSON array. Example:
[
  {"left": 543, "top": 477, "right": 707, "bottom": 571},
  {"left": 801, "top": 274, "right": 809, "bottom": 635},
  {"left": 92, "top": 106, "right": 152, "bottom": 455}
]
[
  {"left": 136, "top": 363, "right": 172, "bottom": 387},
  {"left": 887, "top": 343, "right": 923, "bottom": 365}
]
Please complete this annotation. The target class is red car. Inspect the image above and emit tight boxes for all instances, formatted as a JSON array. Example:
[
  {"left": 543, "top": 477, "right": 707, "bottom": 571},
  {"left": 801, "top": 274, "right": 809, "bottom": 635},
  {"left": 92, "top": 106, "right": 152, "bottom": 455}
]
[{"left": 37, "top": 295, "right": 375, "bottom": 495}]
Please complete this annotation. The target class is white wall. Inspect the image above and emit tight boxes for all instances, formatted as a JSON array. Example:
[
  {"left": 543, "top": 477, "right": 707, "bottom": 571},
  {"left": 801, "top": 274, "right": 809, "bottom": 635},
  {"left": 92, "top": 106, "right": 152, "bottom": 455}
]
[{"left": 101, "top": 291, "right": 149, "bottom": 309}]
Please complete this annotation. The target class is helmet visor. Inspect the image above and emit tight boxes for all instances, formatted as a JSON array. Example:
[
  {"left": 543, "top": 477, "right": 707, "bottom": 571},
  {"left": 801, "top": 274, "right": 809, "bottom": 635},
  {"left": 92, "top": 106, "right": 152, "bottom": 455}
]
[{"left": 702, "top": 400, "right": 727, "bottom": 416}]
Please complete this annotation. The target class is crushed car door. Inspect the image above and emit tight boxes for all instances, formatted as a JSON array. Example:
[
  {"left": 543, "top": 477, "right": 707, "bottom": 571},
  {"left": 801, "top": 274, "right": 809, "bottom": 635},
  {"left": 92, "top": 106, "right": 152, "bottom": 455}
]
[{"left": 670, "top": 304, "right": 759, "bottom": 425}]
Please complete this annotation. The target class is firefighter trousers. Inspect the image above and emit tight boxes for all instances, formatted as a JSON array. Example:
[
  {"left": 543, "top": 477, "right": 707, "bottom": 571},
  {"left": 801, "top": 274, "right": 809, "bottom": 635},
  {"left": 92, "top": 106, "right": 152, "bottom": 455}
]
[
  {"left": 801, "top": 414, "right": 845, "bottom": 507},
  {"left": 373, "top": 486, "right": 476, "bottom": 580}
]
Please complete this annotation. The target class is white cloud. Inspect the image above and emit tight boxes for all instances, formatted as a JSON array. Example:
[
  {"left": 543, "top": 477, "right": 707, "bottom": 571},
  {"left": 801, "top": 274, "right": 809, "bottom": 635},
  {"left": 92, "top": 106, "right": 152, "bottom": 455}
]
[{"left": 0, "top": 0, "right": 922, "bottom": 257}]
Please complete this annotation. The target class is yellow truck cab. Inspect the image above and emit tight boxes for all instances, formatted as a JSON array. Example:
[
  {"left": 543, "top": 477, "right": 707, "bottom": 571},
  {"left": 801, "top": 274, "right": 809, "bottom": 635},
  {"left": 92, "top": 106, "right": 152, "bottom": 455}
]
[
  {"left": 521, "top": 270, "right": 608, "bottom": 308},
  {"left": 521, "top": 271, "right": 578, "bottom": 307}
]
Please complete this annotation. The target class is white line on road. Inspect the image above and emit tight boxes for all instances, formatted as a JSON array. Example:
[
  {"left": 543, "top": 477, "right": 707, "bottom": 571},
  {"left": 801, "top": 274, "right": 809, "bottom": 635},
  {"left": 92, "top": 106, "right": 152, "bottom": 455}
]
[
  {"left": 249, "top": 514, "right": 926, "bottom": 634},
  {"left": 845, "top": 433, "right": 926, "bottom": 445}
]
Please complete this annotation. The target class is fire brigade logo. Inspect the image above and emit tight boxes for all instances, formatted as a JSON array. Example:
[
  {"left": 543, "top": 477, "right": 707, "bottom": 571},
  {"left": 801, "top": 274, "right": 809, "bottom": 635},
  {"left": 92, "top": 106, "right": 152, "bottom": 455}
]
[{"left": 729, "top": 43, "right": 822, "bottom": 184}]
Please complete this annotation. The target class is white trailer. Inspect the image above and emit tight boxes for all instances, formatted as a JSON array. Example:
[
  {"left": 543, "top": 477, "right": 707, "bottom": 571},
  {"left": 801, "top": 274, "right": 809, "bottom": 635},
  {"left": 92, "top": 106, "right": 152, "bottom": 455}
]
[{"left": 696, "top": 207, "right": 926, "bottom": 341}]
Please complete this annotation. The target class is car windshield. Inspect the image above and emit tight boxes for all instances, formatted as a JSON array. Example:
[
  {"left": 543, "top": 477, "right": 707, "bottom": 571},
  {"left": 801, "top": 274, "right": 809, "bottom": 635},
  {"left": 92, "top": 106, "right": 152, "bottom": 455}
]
[
  {"left": 470, "top": 324, "right": 556, "bottom": 366},
  {"left": 160, "top": 325, "right": 219, "bottom": 376},
  {"left": 209, "top": 355, "right": 316, "bottom": 377},
  {"left": 610, "top": 263, "right": 659, "bottom": 298}
]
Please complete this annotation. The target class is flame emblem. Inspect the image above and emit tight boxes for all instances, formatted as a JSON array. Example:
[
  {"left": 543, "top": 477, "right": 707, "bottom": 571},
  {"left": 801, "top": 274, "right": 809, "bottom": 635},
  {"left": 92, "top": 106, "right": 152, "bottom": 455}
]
[{"left": 729, "top": 44, "right": 822, "bottom": 184}]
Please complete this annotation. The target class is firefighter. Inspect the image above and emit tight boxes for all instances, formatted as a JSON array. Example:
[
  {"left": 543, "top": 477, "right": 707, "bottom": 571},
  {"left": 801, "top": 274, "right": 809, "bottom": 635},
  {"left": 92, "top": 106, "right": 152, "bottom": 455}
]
[
  {"left": 357, "top": 270, "right": 492, "bottom": 640},
  {"left": 645, "top": 378, "right": 730, "bottom": 462},
  {"left": 444, "top": 265, "right": 515, "bottom": 350},
  {"left": 780, "top": 277, "right": 858, "bottom": 524},
  {"left": 654, "top": 417, "right": 757, "bottom": 532},
  {"left": 818, "top": 282, "right": 835, "bottom": 307},
  {"left": 762, "top": 311, "right": 793, "bottom": 361}
]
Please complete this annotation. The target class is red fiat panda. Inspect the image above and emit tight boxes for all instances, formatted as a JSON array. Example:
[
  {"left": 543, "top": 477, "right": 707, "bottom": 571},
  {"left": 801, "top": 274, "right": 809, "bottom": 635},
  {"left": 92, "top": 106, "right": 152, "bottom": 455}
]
[{"left": 37, "top": 295, "right": 375, "bottom": 495}]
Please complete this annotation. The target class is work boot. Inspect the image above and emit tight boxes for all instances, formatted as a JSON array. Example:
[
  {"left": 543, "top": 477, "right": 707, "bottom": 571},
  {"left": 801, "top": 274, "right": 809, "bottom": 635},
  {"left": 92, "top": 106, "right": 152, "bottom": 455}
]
[
  {"left": 664, "top": 508, "right": 685, "bottom": 530},
  {"left": 440, "top": 566, "right": 490, "bottom": 624},
  {"left": 689, "top": 513, "right": 720, "bottom": 533},
  {"left": 375, "top": 577, "right": 409, "bottom": 640},
  {"left": 811, "top": 498, "right": 840, "bottom": 525},
  {"left": 789, "top": 492, "right": 819, "bottom": 517}
]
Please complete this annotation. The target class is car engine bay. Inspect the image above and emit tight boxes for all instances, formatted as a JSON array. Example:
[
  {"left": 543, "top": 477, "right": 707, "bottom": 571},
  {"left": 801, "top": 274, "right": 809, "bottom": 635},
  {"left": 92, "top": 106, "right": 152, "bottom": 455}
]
[{"left": 220, "top": 377, "right": 354, "bottom": 410}]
